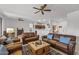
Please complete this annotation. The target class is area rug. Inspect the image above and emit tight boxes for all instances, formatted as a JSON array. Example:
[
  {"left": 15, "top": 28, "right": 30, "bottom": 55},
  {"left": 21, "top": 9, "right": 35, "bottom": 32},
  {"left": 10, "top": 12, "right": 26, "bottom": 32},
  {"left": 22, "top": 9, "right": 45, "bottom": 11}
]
[
  {"left": 48, "top": 48, "right": 62, "bottom": 55},
  {"left": 22, "top": 44, "right": 62, "bottom": 55}
]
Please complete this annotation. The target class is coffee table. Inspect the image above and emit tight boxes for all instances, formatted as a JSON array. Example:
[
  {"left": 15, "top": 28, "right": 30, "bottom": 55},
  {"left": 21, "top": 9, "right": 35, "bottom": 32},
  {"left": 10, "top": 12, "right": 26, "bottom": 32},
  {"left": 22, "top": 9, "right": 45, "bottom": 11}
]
[{"left": 28, "top": 40, "right": 50, "bottom": 55}]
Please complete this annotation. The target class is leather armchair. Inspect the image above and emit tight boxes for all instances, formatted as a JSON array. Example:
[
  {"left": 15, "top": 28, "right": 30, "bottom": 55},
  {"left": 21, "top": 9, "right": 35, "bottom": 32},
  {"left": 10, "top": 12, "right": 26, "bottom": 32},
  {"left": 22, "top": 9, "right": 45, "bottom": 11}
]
[{"left": 5, "top": 42, "right": 22, "bottom": 55}]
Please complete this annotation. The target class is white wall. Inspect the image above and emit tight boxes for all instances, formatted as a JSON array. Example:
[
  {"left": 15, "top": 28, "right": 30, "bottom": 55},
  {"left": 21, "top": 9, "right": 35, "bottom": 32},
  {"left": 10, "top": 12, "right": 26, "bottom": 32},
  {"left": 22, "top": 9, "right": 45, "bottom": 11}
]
[{"left": 67, "top": 10, "right": 79, "bottom": 36}]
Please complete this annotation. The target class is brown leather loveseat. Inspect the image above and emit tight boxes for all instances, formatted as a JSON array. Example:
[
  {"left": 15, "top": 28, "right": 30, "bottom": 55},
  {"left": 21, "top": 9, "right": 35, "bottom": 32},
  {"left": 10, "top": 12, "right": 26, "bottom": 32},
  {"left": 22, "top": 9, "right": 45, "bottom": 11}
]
[{"left": 22, "top": 32, "right": 39, "bottom": 44}]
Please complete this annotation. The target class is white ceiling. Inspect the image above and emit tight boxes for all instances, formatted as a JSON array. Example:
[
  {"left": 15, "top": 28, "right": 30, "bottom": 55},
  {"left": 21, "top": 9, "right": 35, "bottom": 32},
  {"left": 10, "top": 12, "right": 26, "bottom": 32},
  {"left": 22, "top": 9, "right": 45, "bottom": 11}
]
[{"left": 0, "top": 4, "right": 79, "bottom": 21}]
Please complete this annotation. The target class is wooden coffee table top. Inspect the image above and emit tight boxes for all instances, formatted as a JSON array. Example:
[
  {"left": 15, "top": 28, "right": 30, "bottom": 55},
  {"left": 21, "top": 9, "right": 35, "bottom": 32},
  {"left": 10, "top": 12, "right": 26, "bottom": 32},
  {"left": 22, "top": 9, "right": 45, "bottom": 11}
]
[{"left": 28, "top": 40, "right": 50, "bottom": 51}]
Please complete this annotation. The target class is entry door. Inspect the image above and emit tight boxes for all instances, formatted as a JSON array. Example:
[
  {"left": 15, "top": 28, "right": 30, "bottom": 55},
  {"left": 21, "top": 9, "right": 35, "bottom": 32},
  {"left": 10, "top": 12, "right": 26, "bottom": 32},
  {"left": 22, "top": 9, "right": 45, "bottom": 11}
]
[{"left": 0, "top": 17, "right": 2, "bottom": 36}]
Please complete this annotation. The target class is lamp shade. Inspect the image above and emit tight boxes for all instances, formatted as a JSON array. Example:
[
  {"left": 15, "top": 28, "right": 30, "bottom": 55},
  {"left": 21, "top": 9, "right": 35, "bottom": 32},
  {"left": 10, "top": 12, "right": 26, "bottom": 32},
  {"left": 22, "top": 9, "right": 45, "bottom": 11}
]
[{"left": 6, "top": 28, "right": 14, "bottom": 33}]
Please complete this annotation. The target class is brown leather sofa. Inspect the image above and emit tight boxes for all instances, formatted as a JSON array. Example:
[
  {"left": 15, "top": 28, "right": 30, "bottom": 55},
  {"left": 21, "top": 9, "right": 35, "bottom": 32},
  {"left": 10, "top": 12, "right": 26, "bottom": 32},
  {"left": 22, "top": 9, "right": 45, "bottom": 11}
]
[
  {"left": 22, "top": 32, "right": 39, "bottom": 44},
  {"left": 42, "top": 33, "right": 76, "bottom": 55}
]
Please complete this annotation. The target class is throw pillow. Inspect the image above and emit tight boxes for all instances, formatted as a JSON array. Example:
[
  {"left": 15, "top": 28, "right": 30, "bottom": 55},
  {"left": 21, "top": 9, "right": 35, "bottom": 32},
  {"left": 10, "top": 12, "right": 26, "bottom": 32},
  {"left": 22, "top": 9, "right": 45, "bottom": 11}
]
[
  {"left": 59, "top": 37, "right": 70, "bottom": 44},
  {"left": 47, "top": 34, "right": 54, "bottom": 40}
]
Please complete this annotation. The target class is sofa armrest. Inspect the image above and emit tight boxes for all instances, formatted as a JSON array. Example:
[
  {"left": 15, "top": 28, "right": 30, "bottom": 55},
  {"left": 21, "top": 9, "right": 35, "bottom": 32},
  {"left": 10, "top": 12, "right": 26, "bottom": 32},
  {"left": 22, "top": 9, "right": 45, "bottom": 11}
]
[
  {"left": 13, "top": 39, "right": 20, "bottom": 42},
  {"left": 67, "top": 41, "right": 76, "bottom": 54},
  {"left": 42, "top": 35, "right": 47, "bottom": 40},
  {"left": 69, "top": 41, "right": 76, "bottom": 48}
]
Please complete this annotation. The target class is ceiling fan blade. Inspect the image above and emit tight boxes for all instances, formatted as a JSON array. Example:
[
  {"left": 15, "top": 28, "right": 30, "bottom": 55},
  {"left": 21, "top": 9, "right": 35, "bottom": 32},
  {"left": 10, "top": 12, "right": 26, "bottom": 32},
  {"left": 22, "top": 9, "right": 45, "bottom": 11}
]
[
  {"left": 33, "top": 7, "right": 40, "bottom": 10},
  {"left": 34, "top": 11, "right": 40, "bottom": 14},
  {"left": 44, "top": 9, "right": 51, "bottom": 11},
  {"left": 43, "top": 4, "right": 47, "bottom": 8},
  {"left": 41, "top": 10, "right": 44, "bottom": 15},
  {"left": 41, "top": 4, "right": 47, "bottom": 9}
]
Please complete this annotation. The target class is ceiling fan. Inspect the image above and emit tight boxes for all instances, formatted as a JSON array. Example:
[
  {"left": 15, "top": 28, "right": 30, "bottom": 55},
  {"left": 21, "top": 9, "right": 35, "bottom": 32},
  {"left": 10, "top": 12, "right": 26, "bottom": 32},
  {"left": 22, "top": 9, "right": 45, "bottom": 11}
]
[{"left": 33, "top": 4, "right": 51, "bottom": 15}]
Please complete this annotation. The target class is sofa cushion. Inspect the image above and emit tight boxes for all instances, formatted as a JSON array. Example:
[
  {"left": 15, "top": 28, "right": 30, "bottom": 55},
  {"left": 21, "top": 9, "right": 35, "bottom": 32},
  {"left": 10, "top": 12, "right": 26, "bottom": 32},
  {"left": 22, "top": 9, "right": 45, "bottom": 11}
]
[
  {"left": 46, "top": 39, "right": 57, "bottom": 45},
  {"left": 59, "top": 37, "right": 70, "bottom": 44},
  {"left": 56, "top": 42, "right": 67, "bottom": 49}
]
